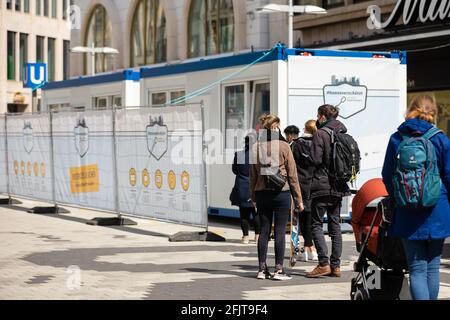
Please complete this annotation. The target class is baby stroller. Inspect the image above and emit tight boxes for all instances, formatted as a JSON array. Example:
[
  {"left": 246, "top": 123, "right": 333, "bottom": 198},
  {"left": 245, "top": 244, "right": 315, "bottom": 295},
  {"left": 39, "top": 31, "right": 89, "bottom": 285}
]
[{"left": 350, "top": 178, "right": 409, "bottom": 300}]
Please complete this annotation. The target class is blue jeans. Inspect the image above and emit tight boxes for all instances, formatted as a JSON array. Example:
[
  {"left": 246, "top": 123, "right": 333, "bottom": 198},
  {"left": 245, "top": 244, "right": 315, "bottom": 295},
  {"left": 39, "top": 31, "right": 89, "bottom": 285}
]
[{"left": 402, "top": 239, "right": 445, "bottom": 300}]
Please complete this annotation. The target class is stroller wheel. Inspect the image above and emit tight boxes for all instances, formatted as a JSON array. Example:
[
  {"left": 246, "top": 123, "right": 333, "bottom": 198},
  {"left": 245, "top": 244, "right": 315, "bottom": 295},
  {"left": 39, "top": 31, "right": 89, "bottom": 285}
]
[{"left": 354, "top": 285, "right": 370, "bottom": 301}]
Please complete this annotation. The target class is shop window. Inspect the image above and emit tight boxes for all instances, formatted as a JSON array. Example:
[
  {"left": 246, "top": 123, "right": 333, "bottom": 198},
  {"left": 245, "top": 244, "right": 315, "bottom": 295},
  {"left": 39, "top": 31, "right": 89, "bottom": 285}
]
[
  {"left": 7, "top": 0, "right": 12, "bottom": 10},
  {"left": 15, "top": 0, "right": 21, "bottom": 11},
  {"left": 130, "top": 0, "right": 167, "bottom": 67},
  {"left": 408, "top": 91, "right": 450, "bottom": 137}
]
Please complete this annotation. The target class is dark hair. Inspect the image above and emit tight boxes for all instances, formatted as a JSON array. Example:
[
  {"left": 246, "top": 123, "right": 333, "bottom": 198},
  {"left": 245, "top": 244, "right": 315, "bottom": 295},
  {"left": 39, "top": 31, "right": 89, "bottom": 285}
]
[
  {"left": 284, "top": 125, "right": 300, "bottom": 136},
  {"left": 318, "top": 104, "right": 340, "bottom": 120}
]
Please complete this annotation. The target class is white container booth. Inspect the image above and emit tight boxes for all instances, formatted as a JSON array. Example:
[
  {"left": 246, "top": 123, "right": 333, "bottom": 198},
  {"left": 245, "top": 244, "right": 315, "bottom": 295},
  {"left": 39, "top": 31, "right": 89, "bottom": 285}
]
[
  {"left": 42, "top": 70, "right": 141, "bottom": 111},
  {"left": 141, "top": 46, "right": 408, "bottom": 220}
]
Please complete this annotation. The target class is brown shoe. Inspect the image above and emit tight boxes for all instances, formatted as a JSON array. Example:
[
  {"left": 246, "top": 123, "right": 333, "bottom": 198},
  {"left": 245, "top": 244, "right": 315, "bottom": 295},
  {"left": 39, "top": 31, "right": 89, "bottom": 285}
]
[
  {"left": 330, "top": 267, "right": 341, "bottom": 278},
  {"left": 306, "top": 265, "right": 332, "bottom": 278}
]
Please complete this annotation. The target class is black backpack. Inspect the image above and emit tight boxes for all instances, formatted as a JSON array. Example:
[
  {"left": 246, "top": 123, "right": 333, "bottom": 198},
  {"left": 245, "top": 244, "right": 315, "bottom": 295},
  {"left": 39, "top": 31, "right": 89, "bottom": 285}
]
[{"left": 323, "top": 127, "right": 361, "bottom": 185}]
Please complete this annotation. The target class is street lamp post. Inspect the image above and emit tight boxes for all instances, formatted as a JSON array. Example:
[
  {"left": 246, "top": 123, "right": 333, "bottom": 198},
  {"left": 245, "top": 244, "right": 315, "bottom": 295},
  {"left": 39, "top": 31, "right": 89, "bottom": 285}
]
[
  {"left": 71, "top": 43, "right": 119, "bottom": 76},
  {"left": 256, "top": 2, "right": 327, "bottom": 48}
]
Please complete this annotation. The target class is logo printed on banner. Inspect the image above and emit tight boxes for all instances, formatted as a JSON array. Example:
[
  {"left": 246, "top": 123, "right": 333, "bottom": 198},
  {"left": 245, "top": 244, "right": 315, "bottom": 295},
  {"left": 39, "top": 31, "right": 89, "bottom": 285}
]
[
  {"left": 74, "top": 118, "right": 89, "bottom": 158},
  {"left": 23, "top": 121, "right": 33, "bottom": 154},
  {"left": 146, "top": 116, "right": 168, "bottom": 161},
  {"left": 323, "top": 76, "right": 368, "bottom": 119}
]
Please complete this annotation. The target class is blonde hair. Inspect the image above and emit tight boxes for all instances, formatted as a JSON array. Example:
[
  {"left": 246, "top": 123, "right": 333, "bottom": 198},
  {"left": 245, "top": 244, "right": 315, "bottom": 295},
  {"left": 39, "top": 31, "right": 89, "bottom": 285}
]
[
  {"left": 406, "top": 95, "right": 438, "bottom": 124},
  {"left": 259, "top": 114, "right": 280, "bottom": 130},
  {"left": 305, "top": 120, "right": 317, "bottom": 135}
]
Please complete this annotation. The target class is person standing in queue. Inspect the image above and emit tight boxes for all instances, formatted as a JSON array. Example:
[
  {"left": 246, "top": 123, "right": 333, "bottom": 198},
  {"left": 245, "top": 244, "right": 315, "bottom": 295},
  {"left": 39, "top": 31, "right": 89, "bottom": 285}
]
[
  {"left": 382, "top": 95, "right": 449, "bottom": 300},
  {"left": 250, "top": 114, "right": 304, "bottom": 281},
  {"left": 230, "top": 134, "right": 261, "bottom": 244},
  {"left": 290, "top": 121, "right": 319, "bottom": 262},
  {"left": 306, "top": 105, "right": 350, "bottom": 278}
]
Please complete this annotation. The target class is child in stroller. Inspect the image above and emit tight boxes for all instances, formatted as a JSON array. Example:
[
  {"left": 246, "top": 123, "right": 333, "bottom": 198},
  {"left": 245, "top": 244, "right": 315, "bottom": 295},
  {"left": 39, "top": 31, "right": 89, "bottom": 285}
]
[{"left": 350, "top": 178, "right": 409, "bottom": 300}]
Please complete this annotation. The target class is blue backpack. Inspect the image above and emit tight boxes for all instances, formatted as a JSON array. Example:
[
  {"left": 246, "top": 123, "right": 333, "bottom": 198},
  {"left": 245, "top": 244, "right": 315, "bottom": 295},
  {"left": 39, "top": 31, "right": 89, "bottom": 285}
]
[{"left": 393, "top": 127, "right": 442, "bottom": 208}]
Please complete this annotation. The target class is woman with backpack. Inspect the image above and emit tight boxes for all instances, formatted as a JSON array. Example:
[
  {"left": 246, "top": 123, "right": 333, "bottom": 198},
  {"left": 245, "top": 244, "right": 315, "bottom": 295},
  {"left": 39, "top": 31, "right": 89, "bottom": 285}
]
[
  {"left": 230, "top": 134, "right": 261, "bottom": 244},
  {"left": 250, "top": 114, "right": 304, "bottom": 281},
  {"left": 382, "top": 95, "right": 450, "bottom": 300}
]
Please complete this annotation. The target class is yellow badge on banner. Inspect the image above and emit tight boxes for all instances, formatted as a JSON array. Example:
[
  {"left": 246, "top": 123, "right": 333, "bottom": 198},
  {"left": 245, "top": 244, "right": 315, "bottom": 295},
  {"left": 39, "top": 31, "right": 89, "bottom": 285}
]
[
  {"left": 155, "top": 170, "right": 163, "bottom": 189},
  {"left": 40, "top": 163, "right": 46, "bottom": 178},
  {"left": 27, "top": 162, "right": 32, "bottom": 176},
  {"left": 168, "top": 171, "right": 176, "bottom": 190},
  {"left": 129, "top": 168, "right": 137, "bottom": 187},
  {"left": 142, "top": 169, "right": 150, "bottom": 188},
  {"left": 33, "top": 162, "right": 39, "bottom": 177},
  {"left": 70, "top": 164, "right": 100, "bottom": 194},
  {"left": 20, "top": 161, "right": 25, "bottom": 175},
  {"left": 14, "top": 161, "right": 19, "bottom": 175},
  {"left": 181, "top": 171, "right": 190, "bottom": 192}
]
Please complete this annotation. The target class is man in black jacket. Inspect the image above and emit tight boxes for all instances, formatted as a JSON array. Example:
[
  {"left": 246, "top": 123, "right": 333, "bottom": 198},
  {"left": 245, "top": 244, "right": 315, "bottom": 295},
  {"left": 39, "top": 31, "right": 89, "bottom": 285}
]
[{"left": 306, "top": 105, "right": 350, "bottom": 278}]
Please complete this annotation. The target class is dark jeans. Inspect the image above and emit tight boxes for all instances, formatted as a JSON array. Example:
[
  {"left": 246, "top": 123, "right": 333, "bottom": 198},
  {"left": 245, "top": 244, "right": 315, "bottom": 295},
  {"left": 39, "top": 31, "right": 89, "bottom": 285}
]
[
  {"left": 256, "top": 191, "right": 291, "bottom": 271},
  {"left": 311, "top": 196, "right": 343, "bottom": 268},
  {"left": 239, "top": 207, "right": 260, "bottom": 237},
  {"left": 299, "top": 211, "right": 314, "bottom": 248}
]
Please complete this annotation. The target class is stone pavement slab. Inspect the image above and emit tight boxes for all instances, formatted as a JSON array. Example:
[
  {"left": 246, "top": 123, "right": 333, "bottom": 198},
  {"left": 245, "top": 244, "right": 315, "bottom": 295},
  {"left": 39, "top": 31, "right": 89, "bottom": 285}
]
[{"left": 1, "top": 198, "right": 449, "bottom": 300}]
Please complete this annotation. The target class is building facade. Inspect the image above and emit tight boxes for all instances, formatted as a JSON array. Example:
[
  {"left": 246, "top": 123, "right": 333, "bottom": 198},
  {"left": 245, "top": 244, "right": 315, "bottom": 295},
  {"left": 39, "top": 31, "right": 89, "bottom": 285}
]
[
  {"left": 0, "top": 0, "right": 71, "bottom": 113},
  {"left": 294, "top": 0, "right": 450, "bottom": 136},
  {"left": 69, "top": 0, "right": 295, "bottom": 77}
]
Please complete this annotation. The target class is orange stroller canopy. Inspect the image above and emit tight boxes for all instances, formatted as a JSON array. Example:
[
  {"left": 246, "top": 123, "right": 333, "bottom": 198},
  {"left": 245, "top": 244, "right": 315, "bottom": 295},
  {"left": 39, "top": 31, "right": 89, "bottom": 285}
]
[{"left": 352, "top": 178, "right": 389, "bottom": 254}]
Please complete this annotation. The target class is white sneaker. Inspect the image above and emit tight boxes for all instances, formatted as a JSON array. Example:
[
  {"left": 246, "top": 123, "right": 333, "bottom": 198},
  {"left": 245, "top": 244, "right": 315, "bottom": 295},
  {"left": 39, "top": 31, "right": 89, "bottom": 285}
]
[
  {"left": 311, "top": 251, "right": 319, "bottom": 262},
  {"left": 272, "top": 270, "right": 292, "bottom": 281},
  {"left": 241, "top": 236, "right": 250, "bottom": 244},
  {"left": 300, "top": 252, "right": 309, "bottom": 262},
  {"left": 256, "top": 270, "right": 273, "bottom": 280}
]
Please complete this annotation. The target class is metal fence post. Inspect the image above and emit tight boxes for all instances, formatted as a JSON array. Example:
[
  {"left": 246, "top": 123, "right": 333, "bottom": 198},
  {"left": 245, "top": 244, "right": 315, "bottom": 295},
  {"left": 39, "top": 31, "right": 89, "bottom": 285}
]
[
  {"left": 112, "top": 107, "right": 121, "bottom": 221},
  {"left": 4, "top": 115, "right": 11, "bottom": 204}
]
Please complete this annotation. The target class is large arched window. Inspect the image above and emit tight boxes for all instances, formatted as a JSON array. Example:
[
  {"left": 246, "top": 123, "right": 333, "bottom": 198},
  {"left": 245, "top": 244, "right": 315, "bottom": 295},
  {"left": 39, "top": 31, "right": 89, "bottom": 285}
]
[
  {"left": 84, "top": 5, "right": 113, "bottom": 74},
  {"left": 188, "top": 0, "right": 234, "bottom": 58},
  {"left": 131, "top": 0, "right": 167, "bottom": 67}
]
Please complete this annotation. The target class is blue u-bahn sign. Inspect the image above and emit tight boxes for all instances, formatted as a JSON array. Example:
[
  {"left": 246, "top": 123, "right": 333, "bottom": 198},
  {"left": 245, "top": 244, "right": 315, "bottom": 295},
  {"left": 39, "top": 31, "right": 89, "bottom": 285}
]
[{"left": 24, "top": 63, "right": 47, "bottom": 91}]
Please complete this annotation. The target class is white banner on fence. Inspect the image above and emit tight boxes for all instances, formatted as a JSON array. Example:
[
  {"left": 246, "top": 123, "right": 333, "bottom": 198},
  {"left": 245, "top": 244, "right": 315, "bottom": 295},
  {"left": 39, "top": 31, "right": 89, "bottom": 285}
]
[
  {"left": 6, "top": 114, "right": 53, "bottom": 201},
  {"left": 52, "top": 111, "right": 115, "bottom": 212},
  {"left": 116, "top": 106, "right": 207, "bottom": 226},
  {"left": 0, "top": 116, "right": 7, "bottom": 195}
]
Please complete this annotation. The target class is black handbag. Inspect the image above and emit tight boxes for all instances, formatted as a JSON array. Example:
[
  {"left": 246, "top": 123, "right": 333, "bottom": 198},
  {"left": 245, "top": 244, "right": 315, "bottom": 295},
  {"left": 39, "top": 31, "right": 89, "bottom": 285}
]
[{"left": 258, "top": 144, "right": 287, "bottom": 191}]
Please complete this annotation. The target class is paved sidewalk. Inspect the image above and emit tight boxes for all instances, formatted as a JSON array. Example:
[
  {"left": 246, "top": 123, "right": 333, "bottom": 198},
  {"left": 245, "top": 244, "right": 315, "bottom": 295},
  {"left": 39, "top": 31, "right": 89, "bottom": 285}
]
[{"left": 0, "top": 198, "right": 449, "bottom": 300}]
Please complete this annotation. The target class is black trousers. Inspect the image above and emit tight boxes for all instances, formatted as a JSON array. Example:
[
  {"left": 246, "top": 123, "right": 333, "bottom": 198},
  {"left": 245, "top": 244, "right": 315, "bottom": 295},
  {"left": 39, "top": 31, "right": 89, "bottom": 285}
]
[
  {"left": 256, "top": 191, "right": 291, "bottom": 271},
  {"left": 311, "top": 196, "right": 343, "bottom": 269},
  {"left": 299, "top": 211, "right": 314, "bottom": 248},
  {"left": 239, "top": 207, "right": 260, "bottom": 237}
]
